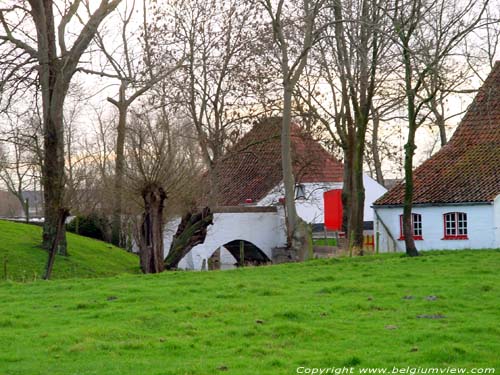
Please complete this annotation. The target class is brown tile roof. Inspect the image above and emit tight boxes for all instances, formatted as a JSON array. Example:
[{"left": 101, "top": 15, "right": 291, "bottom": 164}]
[
  {"left": 374, "top": 62, "right": 500, "bottom": 206},
  {"left": 207, "top": 117, "right": 344, "bottom": 206}
]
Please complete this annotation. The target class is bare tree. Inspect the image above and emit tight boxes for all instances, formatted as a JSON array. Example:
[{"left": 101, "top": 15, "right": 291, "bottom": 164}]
[
  {"left": 79, "top": 0, "right": 185, "bottom": 247},
  {"left": 260, "top": 0, "right": 326, "bottom": 259},
  {"left": 317, "top": 0, "right": 386, "bottom": 253},
  {"left": 422, "top": 5, "right": 500, "bottom": 148},
  {"left": 388, "top": 0, "right": 489, "bottom": 256},
  {"left": 149, "top": 0, "right": 262, "bottom": 206},
  {"left": 0, "top": 128, "right": 38, "bottom": 221},
  {"left": 282, "top": 0, "right": 389, "bottom": 254},
  {"left": 0, "top": 107, "right": 44, "bottom": 221},
  {"left": 0, "top": 0, "right": 121, "bottom": 256},
  {"left": 125, "top": 109, "right": 194, "bottom": 274}
]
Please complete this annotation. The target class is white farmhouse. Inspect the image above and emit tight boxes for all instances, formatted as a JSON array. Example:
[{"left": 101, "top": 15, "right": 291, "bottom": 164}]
[
  {"left": 166, "top": 118, "right": 387, "bottom": 269},
  {"left": 373, "top": 62, "right": 500, "bottom": 252}
]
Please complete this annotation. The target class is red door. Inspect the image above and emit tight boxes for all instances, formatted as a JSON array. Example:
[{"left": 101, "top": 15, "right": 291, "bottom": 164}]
[{"left": 323, "top": 189, "right": 343, "bottom": 231}]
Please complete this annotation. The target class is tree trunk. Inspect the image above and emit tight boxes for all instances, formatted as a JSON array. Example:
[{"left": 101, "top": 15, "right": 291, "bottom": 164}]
[
  {"left": 332, "top": 0, "right": 374, "bottom": 255},
  {"left": 282, "top": 86, "right": 312, "bottom": 261},
  {"left": 165, "top": 207, "right": 213, "bottom": 269},
  {"left": 35, "top": 1, "right": 68, "bottom": 255},
  {"left": 343, "top": 130, "right": 366, "bottom": 255},
  {"left": 402, "top": 138, "right": 418, "bottom": 256},
  {"left": 401, "top": 43, "right": 419, "bottom": 257},
  {"left": 351, "top": 136, "right": 366, "bottom": 254},
  {"left": 207, "top": 166, "right": 219, "bottom": 207},
  {"left": 138, "top": 184, "right": 167, "bottom": 273},
  {"left": 371, "top": 107, "right": 385, "bottom": 186},
  {"left": 27, "top": 0, "right": 121, "bottom": 255},
  {"left": 342, "top": 133, "right": 365, "bottom": 255},
  {"left": 43, "top": 207, "right": 70, "bottom": 280},
  {"left": 342, "top": 144, "right": 353, "bottom": 235},
  {"left": 42, "top": 84, "right": 68, "bottom": 255},
  {"left": 111, "top": 83, "right": 128, "bottom": 247},
  {"left": 291, "top": 219, "right": 313, "bottom": 262},
  {"left": 435, "top": 111, "right": 447, "bottom": 146},
  {"left": 23, "top": 198, "right": 30, "bottom": 223}
]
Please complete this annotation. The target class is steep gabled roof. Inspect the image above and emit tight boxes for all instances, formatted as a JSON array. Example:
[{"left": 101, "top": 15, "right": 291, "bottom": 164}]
[
  {"left": 375, "top": 62, "right": 500, "bottom": 206},
  {"left": 208, "top": 118, "right": 344, "bottom": 206}
]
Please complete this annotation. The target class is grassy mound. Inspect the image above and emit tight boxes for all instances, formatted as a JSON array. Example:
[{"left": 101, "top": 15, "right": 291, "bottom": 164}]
[
  {"left": 0, "top": 250, "right": 498, "bottom": 374},
  {"left": 0, "top": 220, "right": 139, "bottom": 281}
]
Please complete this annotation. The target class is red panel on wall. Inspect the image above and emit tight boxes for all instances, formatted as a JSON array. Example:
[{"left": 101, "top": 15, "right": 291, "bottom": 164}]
[{"left": 324, "top": 189, "right": 343, "bottom": 231}]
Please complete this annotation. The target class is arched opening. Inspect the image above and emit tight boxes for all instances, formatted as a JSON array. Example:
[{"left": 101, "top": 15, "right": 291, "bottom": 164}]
[{"left": 208, "top": 240, "right": 272, "bottom": 270}]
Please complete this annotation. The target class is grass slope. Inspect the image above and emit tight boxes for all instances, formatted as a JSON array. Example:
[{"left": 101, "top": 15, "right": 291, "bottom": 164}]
[
  {"left": 0, "top": 220, "right": 139, "bottom": 281},
  {"left": 0, "top": 250, "right": 498, "bottom": 374}
]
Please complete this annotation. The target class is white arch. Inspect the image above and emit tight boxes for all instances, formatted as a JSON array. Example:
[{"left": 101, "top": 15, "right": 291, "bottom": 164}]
[{"left": 177, "top": 211, "right": 287, "bottom": 270}]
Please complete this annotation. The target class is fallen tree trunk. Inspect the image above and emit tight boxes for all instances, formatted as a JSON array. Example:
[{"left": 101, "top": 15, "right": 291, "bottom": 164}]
[{"left": 165, "top": 207, "right": 213, "bottom": 270}]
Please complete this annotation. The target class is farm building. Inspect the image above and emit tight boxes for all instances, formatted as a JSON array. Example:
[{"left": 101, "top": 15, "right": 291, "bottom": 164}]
[
  {"left": 373, "top": 62, "right": 500, "bottom": 252},
  {"left": 165, "top": 118, "right": 387, "bottom": 270}
]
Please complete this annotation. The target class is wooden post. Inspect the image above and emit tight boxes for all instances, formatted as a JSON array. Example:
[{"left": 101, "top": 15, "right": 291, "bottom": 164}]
[
  {"left": 376, "top": 232, "right": 380, "bottom": 254},
  {"left": 239, "top": 240, "right": 244, "bottom": 267}
]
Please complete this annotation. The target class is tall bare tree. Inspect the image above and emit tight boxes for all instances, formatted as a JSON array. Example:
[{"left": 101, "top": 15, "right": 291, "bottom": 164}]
[
  {"left": 76, "top": 0, "right": 185, "bottom": 247},
  {"left": 320, "top": 0, "right": 385, "bottom": 253},
  {"left": 0, "top": 0, "right": 121, "bottom": 256},
  {"left": 388, "top": 0, "right": 489, "bottom": 256},
  {"left": 149, "top": 0, "right": 262, "bottom": 206},
  {"left": 260, "top": 0, "right": 326, "bottom": 259}
]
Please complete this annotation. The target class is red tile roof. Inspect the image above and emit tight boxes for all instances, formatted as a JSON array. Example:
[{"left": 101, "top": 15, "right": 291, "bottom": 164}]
[
  {"left": 375, "top": 62, "right": 500, "bottom": 206},
  {"left": 206, "top": 117, "right": 344, "bottom": 206}
]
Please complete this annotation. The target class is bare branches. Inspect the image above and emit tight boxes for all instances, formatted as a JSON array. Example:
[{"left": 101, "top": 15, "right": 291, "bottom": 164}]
[
  {"left": 0, "top": 8, "right": 38, "bottom": 58},
  {"left": 57, "top": 0, "right": 81, "bottom": 55},
  {"left": 64, "top": 0, "right": 122, "bottom": 77},
  {"left": 149, "top": 0, "right": 262, "bottom": 171}
]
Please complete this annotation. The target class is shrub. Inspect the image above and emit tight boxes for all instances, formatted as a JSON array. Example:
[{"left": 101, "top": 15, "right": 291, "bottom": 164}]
[{"left": 66, "top": 213, "right": 110, "bottom": 242}]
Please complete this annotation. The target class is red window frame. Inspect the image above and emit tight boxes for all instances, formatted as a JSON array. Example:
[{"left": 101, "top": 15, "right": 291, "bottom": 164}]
[
  {"left": 443, "top": 212, "right": 468, "bottom": 240},
  {"left": 399, "top": 213, "right": 423, "bottom": 240}
]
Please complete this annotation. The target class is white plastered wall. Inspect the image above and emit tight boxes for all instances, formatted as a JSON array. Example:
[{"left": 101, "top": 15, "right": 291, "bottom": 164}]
[
  {"left": 494, "top": 195, "right": 500, "bottom": 248},
  {"left": 176, "top": 210, "right": 287, "bottom": 270},
  {"left": 257, "top": 175, "right": 387, "bottom": 224},
  {"left": 374, "top": 203, "right": 496, "bottom": 252},
  {"left": 163, "top": 176, "right": 388, "bottom": 269}
]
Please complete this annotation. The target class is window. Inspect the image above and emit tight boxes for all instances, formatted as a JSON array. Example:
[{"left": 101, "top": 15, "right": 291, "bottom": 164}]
[
  {"left": 443, "top": 212, "right": 468, "bottom": 239},
  {"left": 399, "top": 213, "right": 423, "bottom": 240}
]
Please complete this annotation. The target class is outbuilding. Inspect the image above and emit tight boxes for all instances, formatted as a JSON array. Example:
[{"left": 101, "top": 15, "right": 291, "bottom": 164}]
[{"left": 373, "top": 63, "right": 500, "bottom": 252}]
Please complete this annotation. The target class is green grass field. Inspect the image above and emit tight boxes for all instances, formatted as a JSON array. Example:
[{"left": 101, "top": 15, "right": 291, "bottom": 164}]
[
  {"left": 313, "top": 238, "right": 338, "bottom": 246},
  {"left": 0, "top": 249, "right": 498, "bottom": 374},
  {"left": 0, "top": 220, "right": 139, "bottom": 281}
]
